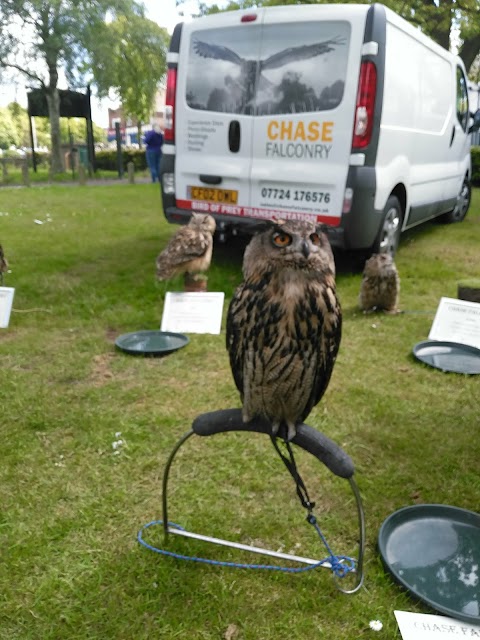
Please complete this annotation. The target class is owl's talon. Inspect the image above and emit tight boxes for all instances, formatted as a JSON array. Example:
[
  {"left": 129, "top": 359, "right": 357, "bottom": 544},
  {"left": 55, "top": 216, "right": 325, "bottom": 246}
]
[{"left": 287, "top": 424, "right": 296, "bottom": 442}]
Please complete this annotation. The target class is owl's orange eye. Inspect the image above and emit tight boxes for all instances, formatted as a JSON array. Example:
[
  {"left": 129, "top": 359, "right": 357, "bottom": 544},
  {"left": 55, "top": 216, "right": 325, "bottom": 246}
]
[
  {"left": 272, "top": 232, "right": 292, "bottom": 247},
  {"left": 310, "top": 233, "right": 321, "bottom": 246}
]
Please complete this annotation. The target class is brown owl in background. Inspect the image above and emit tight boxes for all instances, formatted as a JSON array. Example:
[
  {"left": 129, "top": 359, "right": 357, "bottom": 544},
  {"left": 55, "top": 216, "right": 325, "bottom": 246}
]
[
  {"left": 0, "top": 245, "right": 8, "bottom": 283},
  {"left": 359, "top": 253, "right": 400, "bottom": 313},
  {"left": 226, "top": 219, "right": 342, "bottom": 441},
  {"left": 156, "top": 213, "right": 216, "bottom": 281}
]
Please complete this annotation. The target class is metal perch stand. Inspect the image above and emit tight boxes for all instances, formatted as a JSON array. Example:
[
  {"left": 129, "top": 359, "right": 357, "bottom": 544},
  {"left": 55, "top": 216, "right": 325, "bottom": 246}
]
[{"left": 158, "top": 408, "right": 365, "bottom": 593}]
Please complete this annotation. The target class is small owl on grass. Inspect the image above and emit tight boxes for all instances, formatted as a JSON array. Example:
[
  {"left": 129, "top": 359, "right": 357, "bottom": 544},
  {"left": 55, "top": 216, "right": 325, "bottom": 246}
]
[
  {"left": 226, "top": 219, "right": 341, "bottom": 442},
  {"left": 0, "top": 245, "right": 8, "bottom": 283},
  {"left": 156, "top": 213, "right": 216, "bottom": 282},
  {"left": 359, "top": 253, "right": 400, "bottom": 313}
]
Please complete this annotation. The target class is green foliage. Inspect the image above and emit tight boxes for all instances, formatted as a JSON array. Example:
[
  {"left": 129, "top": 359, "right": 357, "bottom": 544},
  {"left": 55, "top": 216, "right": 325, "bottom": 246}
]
[
  {"left": 0, "top": 0, "right": 144, "bottom": 172},
  {"left": 0, "top": 184, "right": 479, "bottom": 638},
  {"left": 95, "top": 148, "right": 148, "bottom": 172},
  {"left": 90, "top": 15, "right": 168, "bottom": 126}
]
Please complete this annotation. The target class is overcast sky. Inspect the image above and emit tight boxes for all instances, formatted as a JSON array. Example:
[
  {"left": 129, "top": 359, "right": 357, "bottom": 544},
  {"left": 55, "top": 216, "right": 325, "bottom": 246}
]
[{"left": 0, "top": 0, "right": 206, "bottom": 127}]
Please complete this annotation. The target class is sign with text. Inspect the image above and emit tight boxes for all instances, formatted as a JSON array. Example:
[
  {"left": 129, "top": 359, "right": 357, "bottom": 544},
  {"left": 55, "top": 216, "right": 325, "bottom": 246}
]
[
  {"left": 0, "top": 287, "right": 15, "bottom": 328},
  {"left": 395, "top": 611, "right": 480, "bottom": 639},
  {"left": 161, "top": 292, "right": 224, "bottom": 335},
  {"left": 429, "top": 297, "right": 480, "bottom": 350}
]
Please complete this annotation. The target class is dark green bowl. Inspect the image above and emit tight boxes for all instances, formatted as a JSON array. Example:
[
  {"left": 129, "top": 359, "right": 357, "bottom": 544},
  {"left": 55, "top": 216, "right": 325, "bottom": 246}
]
[
  {"left": 115, "top": 330, "right": 189, "bottom": 357},
  {"left": 378, "top": 504, "right": 480, "bottom": 624},
  {"left": 413, "top": 340, "right": 480, "bottom": 374}
]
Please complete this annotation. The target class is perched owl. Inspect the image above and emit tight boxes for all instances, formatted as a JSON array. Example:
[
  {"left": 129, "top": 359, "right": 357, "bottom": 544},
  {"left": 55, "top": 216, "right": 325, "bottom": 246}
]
[
  {"left": 0, "top": 245, "right": 8, "bottom": 281},
  {"left": 156, "top": 213, "right": 216, "bottom": 281},
  {"left": 226, "top": 219, "right": 342, "bottom": 442},
  {"left": 359, "top": 253, "right": 400, "bottom": 313}
]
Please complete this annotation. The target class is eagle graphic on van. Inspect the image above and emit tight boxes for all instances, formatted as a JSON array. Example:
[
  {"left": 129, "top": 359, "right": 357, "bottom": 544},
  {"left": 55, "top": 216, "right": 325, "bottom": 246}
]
[{"left": 192, "top": 36, "right": 346, "bottom": 114}]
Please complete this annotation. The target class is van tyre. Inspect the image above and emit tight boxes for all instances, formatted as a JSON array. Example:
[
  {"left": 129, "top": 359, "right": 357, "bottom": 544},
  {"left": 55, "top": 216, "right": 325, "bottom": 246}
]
[
  {"left": 372, "top": 195, "right": 402, "bottom": 258},
  {"left": 439, "top": 178, "right": 471, "bottom": 224}
]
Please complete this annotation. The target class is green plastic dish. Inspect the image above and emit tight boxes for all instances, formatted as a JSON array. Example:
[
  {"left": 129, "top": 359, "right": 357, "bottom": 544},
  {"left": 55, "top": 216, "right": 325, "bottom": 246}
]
[
  {"left": 378, "top": 504, "right": 480, "bottom": 624},
  {"left": 413, "top": 340, "right": 480, "bottom": 374},
  {"left": 115, "top": 330, "right": 189, "bottom": 356}
]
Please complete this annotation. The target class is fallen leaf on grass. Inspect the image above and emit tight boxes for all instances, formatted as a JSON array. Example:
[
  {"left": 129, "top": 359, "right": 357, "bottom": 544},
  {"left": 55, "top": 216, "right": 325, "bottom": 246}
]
[{"left": 224, "top": 623, "right": 239, "bottom": 640}]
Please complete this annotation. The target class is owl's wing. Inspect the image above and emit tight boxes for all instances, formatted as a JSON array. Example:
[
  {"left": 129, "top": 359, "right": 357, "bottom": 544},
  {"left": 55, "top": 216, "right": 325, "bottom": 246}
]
[
  {"left": 226, "top": 283, "right": 249, "bottom": 396},
  {"left": 162, "top": 228, "right": 210, "bottom": 267},
  {"left": 261, "top": 37, "right": 345, "bottom": 71},
  {"left": 193, "top": 40, "right": 243, "bottom": 65},
  {"left": 302, "top": 286, "right": 342, "bottom": 420}
]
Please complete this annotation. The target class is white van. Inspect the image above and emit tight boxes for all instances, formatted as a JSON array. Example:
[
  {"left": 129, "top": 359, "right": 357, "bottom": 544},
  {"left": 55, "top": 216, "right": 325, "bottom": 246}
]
[{"left": 160, "top": 3, "right": 480, "bottom": 256}]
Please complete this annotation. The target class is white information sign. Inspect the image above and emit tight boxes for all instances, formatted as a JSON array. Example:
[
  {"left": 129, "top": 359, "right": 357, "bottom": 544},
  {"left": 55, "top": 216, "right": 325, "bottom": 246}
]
[
  {"left": 161, "top": 292, "right": 225, "bottom": 335},
  {"left": 0, "top": 287, "right": 15, "bottom": 328},
  {"left": 428, "top": 297, "right": 480, "bottom": 350},
  {"left": 395, "top": 610, "right": 480, "bottom": 639}
]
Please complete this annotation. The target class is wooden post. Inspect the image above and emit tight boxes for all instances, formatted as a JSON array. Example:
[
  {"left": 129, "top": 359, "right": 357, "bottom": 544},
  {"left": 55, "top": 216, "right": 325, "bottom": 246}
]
[
  {"left": 22, "top": 158, "right": 30, "bottom": 186},
  {"left": 78, "top": 165, "right": 87, "bottom": 186},
  {"left": 184, "top": 273, "right": 208, "bottom": 292},
  {"left": 127, "top": 161, "right": 135, "bottom": 184}
]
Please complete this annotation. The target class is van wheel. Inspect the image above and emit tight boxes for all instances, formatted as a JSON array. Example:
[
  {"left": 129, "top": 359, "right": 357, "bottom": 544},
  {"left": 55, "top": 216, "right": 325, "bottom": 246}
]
[
  {"left": 372, "top": 195, "right": 402, "bottom": 257},
  {"left": 439, "top": 178, "right": 471, "bottom": 224}
]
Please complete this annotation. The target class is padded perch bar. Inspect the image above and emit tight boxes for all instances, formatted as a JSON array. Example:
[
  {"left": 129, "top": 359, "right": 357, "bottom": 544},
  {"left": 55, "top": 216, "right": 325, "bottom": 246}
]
[{"left": 192, "top": 408, "right": 354, "bottom": 479}]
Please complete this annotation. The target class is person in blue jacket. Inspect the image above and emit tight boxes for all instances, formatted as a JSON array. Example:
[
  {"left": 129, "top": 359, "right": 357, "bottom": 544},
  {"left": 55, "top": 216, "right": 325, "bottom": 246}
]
[{"left": 144, "top": 124, "right": 164, "bottom": 182}]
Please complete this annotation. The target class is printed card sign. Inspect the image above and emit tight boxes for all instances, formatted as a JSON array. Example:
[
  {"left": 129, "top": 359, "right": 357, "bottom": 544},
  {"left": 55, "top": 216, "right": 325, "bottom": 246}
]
[
  {"left": 0, "top": 287, "right": 15, "bottom": 328},
  {"left": 429, "top": 297, "right": 480, "bottom": 350},
  {"left": 161, "top": 292, "right": 224, "bottom": 335},
  {"left": 395, "top": 611, "right": 480, "bottom": 639}
]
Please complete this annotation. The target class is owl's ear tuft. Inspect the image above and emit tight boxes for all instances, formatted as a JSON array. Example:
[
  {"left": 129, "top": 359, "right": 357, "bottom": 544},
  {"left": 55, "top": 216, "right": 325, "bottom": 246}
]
[{"left": 316, "top": 223, "right": 330, "bottom": 235}]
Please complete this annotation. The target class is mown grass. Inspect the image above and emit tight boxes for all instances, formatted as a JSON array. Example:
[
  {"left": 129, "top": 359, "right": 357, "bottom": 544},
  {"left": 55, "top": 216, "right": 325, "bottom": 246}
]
[{"left": 0, "top": 184, "right": 479, "bottom": 639}]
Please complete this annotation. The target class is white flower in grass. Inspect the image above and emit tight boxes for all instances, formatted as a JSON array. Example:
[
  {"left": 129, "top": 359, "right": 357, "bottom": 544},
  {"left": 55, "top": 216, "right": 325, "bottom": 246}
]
[
  {"left": 115, "top": 431, "right": 122, "bottom": 438},
  {"left": 369, "top": 620, "right": 383, "bottom": 631}
]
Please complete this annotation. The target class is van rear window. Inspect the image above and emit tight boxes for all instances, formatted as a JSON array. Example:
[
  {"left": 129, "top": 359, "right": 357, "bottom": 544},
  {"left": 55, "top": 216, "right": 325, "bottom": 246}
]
[{"left": 186, "top": 21, "right": 350, "bottom": 115}]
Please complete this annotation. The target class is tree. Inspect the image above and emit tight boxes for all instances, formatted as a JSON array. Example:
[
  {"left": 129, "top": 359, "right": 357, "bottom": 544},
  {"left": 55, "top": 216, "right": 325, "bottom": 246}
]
[
  {"left": 0, "top": 0, "right": 144, "bottom": 173},
  {"left": 90, "top": 15, "right": 168, "bottom": 146},
  {"left": 192, "top": 0, "right": 480, "bottom": 74}
]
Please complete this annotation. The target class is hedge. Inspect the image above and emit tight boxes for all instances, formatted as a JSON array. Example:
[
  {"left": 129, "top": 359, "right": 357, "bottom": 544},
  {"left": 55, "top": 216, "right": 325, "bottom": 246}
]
[
  {"left": 94, "top": 149, "right": 148, "bottom": 172},
  {"left": 471, "top": 146, "right": 480, "bottom": 186}
]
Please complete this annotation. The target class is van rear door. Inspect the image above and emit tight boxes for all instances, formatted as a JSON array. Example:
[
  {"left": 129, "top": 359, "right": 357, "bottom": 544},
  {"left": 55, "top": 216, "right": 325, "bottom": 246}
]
[
  {"left": 174, "top": 11, "right": 264, "bottom": 217},
  {"left": 249, "top": 5, "right": 368, "bottom": 227}
]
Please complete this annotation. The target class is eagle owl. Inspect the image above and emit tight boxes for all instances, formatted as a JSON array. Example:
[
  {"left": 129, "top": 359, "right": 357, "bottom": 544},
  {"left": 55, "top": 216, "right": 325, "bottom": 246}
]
[
  {"left": 359, "top": 253, "right": 400, "bottom": 313},
  {"left": 0, "top": 245, "right": 7, "bottom": 282},
  {"left": 156, "top": 213, "right": 216, "bottom": 281},
  {"left": 226, "top": 220, "right": 342, "bottom": 441}
]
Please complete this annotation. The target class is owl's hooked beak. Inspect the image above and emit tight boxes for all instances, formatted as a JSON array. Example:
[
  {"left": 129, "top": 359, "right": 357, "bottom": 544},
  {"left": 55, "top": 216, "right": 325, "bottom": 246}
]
[{"left": 301, "top": 240, "right": 310, "bottom": 258}]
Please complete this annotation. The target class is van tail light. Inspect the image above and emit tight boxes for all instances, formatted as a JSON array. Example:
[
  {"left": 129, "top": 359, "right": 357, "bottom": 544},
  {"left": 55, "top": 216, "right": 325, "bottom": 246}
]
[
  {"left": 164, "top": 67, "right": 177, "bottom": 143},
  {"left": 352, "top": 61, "right": 377, "bottom": 149}
]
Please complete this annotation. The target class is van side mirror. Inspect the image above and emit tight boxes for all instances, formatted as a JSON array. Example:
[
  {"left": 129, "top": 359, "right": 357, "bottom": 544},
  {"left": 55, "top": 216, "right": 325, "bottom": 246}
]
[{"left": 468, "top": 109, "right": 480, "bottom": 134}]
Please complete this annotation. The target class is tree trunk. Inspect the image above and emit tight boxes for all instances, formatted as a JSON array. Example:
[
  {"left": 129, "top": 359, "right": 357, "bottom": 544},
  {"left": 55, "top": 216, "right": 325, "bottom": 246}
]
[
  {"left": 45, "top": 58, "right": 63, "bottom": 175},
  {"left": 46, "top": 87, "right": 63, "bottom": 174}
]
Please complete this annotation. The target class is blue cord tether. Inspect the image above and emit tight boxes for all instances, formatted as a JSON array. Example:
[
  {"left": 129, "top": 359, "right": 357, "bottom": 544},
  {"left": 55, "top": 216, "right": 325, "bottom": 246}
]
[{"left": 137, "top": 517, "right": 357, "bottom": 576}]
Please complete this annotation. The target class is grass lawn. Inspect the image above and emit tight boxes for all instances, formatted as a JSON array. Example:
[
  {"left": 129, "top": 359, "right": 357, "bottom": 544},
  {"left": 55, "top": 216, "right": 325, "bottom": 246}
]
[{"left": 0, "top": 184, "right": 479, "bottom": 639}]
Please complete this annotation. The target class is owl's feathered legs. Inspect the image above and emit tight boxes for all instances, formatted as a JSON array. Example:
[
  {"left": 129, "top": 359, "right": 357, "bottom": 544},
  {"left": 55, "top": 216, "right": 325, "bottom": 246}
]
[{"left": 271, "top": 420, "right": 297, "bottom": 442}]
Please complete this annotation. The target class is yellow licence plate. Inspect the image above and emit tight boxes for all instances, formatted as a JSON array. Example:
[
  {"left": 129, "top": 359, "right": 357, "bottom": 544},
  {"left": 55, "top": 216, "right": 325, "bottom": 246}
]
[{"left": 189, "top": 186, "right": 238, "bottom": 204}]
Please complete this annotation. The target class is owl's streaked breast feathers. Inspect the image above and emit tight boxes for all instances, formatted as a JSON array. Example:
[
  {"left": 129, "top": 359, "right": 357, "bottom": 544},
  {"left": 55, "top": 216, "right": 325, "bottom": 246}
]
[{"left": 226, "top": 219, "right": 341, "bottom": 441}]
